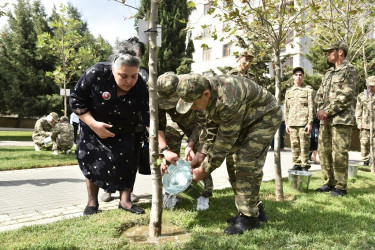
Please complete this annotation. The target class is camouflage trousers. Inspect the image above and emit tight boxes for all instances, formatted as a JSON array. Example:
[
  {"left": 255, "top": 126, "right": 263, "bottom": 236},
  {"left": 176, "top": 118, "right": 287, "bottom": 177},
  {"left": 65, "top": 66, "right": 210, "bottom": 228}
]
[
  {"left": 289, "top": 126, "right": 311, "bottom": 168},
  {"left": 227, "top": 107, "right": 281, "bottom": 217},
  {"left": 359, "top": 129, "right": 375, "bottom": 164},
  {"left": 52, "top": 140, "right": 73, "bottom": 151},
  {"left": 318, "top": 124, "right": 352, "bottom": 190},
  {"left": 165, "top": 121, "right": 213, "bottom": 197},
  {"left": 32, "top": 135, "right": 51, "bottom": 149}
]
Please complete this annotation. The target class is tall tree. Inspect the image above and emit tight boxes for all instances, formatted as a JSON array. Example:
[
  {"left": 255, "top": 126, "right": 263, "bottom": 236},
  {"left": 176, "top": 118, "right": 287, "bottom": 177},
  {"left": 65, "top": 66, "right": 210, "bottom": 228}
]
[
  {"left": 206, "top": 0, "right": 310, "bottom": 201},
  {"left": 0, "top": 0, "right": 60, "bottom": 119},
  {"left": 148, "top": 0, "right": 162, "bottom": 238},
  {"left": 37, "top": 3, "right": 112, "bottom": 116},
  {"left": 307, "top": 0, "right": 375, "bottom": 63},
  {"left": 136, "top": 0, "right": 194, "bottom": 74}
]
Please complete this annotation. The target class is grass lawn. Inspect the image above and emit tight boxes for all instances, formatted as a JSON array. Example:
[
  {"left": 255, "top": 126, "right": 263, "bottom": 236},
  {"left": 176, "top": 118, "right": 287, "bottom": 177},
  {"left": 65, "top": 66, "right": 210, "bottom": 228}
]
[
  {"left": 1, "top": 170, "right": 375, "bottom": 249},
  {"left": 0, "top": 131, "right": 33, "bottom": 141},
  {"left": 0, "top": 146, "right": 77, "bottom": 171}
]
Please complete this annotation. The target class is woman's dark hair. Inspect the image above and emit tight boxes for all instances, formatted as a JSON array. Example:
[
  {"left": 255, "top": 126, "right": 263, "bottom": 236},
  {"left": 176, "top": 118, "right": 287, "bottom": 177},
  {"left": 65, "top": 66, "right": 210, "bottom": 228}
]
[{"left": 127, "top": 36, "right": 146, "bottom": 57}]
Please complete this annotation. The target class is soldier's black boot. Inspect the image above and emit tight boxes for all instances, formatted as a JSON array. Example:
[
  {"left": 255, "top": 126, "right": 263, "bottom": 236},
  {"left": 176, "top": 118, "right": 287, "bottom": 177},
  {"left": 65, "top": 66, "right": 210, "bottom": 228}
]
[
  {"left": 315, "top": 184, "right": 334, "bottom": 192},
  {"left": 290, "top": 165, "right": 302, "bottom": 171},
  {"left": 224, "top": 214, "right": 260, "bottom": 235},
  {"left": 226, "top": 201, "right": 268, "bottom": 224}
]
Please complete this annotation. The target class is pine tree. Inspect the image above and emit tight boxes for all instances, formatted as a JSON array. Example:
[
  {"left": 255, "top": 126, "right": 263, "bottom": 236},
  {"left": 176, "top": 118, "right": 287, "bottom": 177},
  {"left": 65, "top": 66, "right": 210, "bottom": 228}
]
[
  {"left": 0, "top": 0, "right": 61, "bottom": 118},
  {"left": 136, "top": 0, "right": 194, "bottom": 74}
]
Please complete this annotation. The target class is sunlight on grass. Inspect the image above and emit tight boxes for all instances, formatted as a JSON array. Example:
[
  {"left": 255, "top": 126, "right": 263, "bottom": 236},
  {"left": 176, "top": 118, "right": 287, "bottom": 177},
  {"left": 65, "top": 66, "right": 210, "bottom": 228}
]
[
  {"left": 0, "top": 131, "right": 33, "bottom": 141},
  {"left": 1, "top": 170, "right": 375, "bottom": 248},
  {"left": 0, "top": 146, "right": 77, "bottom": 170}
]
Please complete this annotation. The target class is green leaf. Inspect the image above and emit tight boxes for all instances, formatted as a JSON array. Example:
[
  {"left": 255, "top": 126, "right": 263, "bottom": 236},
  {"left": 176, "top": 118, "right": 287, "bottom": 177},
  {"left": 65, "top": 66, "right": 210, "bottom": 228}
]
[{"left": 187, "top": 1, "right": 196, "bottom": 8}]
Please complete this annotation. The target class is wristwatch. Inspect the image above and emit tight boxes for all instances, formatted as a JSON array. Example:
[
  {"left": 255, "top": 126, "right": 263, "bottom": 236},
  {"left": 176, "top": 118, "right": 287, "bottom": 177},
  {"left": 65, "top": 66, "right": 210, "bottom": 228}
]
[{"left": 159, "top": 145, "right": 169, "bottom": 155}]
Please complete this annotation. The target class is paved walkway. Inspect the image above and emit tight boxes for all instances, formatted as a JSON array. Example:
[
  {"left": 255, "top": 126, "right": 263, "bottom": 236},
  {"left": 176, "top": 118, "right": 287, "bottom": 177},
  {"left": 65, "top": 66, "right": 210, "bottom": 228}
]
[{"left": 0, "top": 143, "right": 362, "bottom": 232}]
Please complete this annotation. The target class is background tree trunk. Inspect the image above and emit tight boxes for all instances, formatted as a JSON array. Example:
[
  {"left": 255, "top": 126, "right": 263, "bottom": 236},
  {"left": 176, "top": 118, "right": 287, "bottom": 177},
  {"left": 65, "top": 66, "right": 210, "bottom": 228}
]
[
  {"left": 273, "top": 48, "right": 284, "bottom": 201},
  {"left": 363, "top": 46, "right": 375, "bottom": 173},
  {"left": 148, "top": 0, "right": 163, "bottom": 238}
]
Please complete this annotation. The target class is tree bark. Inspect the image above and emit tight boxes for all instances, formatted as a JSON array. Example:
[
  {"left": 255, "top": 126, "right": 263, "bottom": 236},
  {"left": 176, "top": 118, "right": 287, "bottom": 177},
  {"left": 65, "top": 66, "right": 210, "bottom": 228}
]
[
  {"left": 148, "top": 0, "right": 163, "bottom": 238},
  {"left": 362, "top": 45, "right": 374, "bottom": 172},
  {"left": 273, "top": 48, "right": 284, "bottom": 201}
]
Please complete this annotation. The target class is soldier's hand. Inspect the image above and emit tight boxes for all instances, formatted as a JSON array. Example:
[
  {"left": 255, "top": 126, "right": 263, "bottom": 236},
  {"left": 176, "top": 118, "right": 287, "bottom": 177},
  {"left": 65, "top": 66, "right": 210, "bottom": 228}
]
[
  {"left": 163, "top": 150, "right": 179, "bottom": 166},
  {"left": 191, "top": 152, "right": 206, "bottom": 169},
  {"left": 317, "top": 110, "right": 328, "bottom": 121},
  {"left": 286, "top": 126, "right": 291, "bottom": 134},
  {"left": 90, "top": 121, "right": 115, "bottom": 139},
  {"left": 160, "top": 162, "right": 168, "bottom": 176},
  {"left": 358, "top": 124, "right": 363, "bottom": 130},
  {"left": 184, "top": 146, "right": 196, "bottom": 161},
  {"left": 192, "top": 166, "right": 207, "bottom": 182},
  {"left": 305, "top": 124, "right": 312, "bottom": 134}
]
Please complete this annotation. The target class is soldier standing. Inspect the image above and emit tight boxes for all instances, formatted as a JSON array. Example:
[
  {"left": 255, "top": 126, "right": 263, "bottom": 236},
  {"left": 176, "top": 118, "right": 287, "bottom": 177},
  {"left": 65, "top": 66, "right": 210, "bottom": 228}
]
[
  {"left": 285, "top": 67, "right": 315, "bottom": 171},
  {"left": 355, "top": 76, "right": 375, "bottom": 166},
  {"left": 51, "top": 116, "right": 74, "bottom": 155},
  {"left": 315, "top": 41, "right": 358, "bottom": 196},
  {"left": 228, "top": 50, "right": 254, "bottom": 79},
  {"left": 157, "top": 72, "right": 213, "bottom": 210},
  {"left": 176, "top": 73, "right": 281, "bottom": 235},
  {"left": 32, "top": 112, "right": 59, "bottom": 151}
]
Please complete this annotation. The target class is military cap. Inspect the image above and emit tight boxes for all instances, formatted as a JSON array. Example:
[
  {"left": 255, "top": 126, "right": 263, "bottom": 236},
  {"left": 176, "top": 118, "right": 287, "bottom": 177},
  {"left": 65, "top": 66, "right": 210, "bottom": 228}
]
[
  {"left": 157, "top": 72, "right": 180, "bottom": 109},
  {"left": 176, "top": 73, "right": 210, "bottom": 114},
  {"left": 292, "top": 67, "right": 304, "bottom": 75},
  {"left": 49, "top": 112, "right": 59, "bottom": 122},
  {"left": 59, "top": 116, "right": 69, "bottom": 122},
  {"left": 322, "top": 41, "right": 348, "bottom": 54},
  {"left": 367, "top": 76, "right": 375, "bottom": 87}
]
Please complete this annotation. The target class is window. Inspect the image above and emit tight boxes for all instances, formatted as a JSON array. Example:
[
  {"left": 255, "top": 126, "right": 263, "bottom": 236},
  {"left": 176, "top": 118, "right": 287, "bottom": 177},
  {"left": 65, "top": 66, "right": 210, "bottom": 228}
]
[
  {"left": 202, "top": 25, "right": 212, "bottom": 38},
  {"left": 203, "top": 48, "right": 211, "bottom": 61},
  {"left": 223, "top": 44, "right": 231, "bottom": 57},
  {"left": 204, "top": 3, "right": 211, "bottom": 15}
]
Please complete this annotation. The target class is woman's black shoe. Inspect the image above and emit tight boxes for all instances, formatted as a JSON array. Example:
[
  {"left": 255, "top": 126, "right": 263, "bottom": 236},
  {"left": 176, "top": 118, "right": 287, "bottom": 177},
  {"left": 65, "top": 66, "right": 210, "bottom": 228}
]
[
  {"left": 118, "top": 203, "right": 145, "bottom": 214},
  {"left": 83, "top": 205, "right": 98, "bottom": 215}
]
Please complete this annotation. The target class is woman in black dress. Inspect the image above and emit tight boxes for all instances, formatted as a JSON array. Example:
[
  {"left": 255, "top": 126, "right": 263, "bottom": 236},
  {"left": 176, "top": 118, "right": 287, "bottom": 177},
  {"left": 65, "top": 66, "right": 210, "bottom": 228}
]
[{"left": 70, "top": 47, "right": 156, "bottom": 215}]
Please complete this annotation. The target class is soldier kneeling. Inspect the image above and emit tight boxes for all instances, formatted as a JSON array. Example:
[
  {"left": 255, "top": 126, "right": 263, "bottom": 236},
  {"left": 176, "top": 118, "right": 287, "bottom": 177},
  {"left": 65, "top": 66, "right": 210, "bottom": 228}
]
[{"left": 51, "top": 116, "right": 74, "bottom": 155}]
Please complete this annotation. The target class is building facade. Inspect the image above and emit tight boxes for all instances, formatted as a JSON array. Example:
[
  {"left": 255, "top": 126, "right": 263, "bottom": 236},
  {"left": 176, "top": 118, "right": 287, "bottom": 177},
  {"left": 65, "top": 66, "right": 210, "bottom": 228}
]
[{"left": 188, "top": 0, "right": 313, "bottom": 76}]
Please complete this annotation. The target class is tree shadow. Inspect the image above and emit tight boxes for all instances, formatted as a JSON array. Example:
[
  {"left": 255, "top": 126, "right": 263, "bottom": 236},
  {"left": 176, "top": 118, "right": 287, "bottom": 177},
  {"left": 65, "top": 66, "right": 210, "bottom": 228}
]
[{"left": 0, "top": 178, "right": 84, "bottom": 187}]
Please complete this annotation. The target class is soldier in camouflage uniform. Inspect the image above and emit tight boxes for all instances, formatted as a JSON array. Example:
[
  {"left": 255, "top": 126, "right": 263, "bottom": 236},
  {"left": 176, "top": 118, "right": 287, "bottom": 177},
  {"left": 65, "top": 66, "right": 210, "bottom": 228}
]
[
  {"left": 157, "top": 72, "right": 213, "bottom": 209},
  {"left": 32, "top": 112, "right": 59, "bottom": 151},
  {"left": 176, "top": 73, "right": 281, "bottom": 235},
  {"left": 355, "top": 76, "right": 375, "bottom": 166},
  {"left": 285, "top": 67, "right": 315, "bottom": 171},
  {"left": 51, "top": 116, "right": 74, "bottom": 155},
  {"left": 228, "top": 50, "right": 254, "bottom": 79},
  {"left": 315, "top": 41, "right": 358, "bottom": 196}
]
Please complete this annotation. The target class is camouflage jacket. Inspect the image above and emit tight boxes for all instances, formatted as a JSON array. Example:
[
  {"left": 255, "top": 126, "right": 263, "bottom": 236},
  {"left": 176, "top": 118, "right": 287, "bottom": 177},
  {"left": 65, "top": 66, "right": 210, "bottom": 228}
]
[
  {"left": 32, "top": 118, "right": 54, "bottom": 139},
  {"left": 201, "top": 75, "right": 279, "bottom": 174},
  {"left": 284, "top": 83, "right": 315, "bottom": 126},
  {"left": 159, "top": 107, "right": 206, "bottom": 149},
  {"left": 52, "top": 122, "right": 74, "bottom": 147},
  {"left": 228, "top": 68, "right": 255, "bottom": 80},
  {"left": 315, "top": 60, "right": 358, "bottom": 126},
  {"left": 355, "top": 91, "right": 375, "bottom": 129}
]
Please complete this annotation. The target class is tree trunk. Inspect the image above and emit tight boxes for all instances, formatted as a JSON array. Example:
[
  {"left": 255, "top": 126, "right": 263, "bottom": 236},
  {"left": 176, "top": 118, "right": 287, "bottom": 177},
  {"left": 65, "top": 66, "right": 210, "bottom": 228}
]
[
  {"left": 362, "top": 45, "right": 374, "bottom": 173},
  {"left": 273, "top": 49, "right": 284, "bottom": 201},
  {"left": 148, "top": 0, "right": 163, "bottom": 238}
]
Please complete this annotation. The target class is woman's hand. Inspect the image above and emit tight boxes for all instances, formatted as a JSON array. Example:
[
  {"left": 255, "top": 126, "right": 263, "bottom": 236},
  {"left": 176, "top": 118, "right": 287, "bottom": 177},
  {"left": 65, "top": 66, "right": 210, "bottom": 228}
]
[
  {"left": 184, "top": 146, "right": 196, "bottom": 162},
  {"left": 163, "top": 150, "right": 179, "bottom": 166},
  {"left": 90, "top": 121, "right": 115, "bottom": 139}
]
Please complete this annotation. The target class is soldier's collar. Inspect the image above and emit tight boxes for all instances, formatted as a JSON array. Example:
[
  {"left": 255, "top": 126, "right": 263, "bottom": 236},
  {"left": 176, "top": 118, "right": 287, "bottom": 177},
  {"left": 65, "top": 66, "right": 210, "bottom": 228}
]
[
  {"left": 206, "top": 77, "right": 217, "bottom": 112},
  {"left": 333, "top": 60, "right": 349, "bottom": 71}
]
